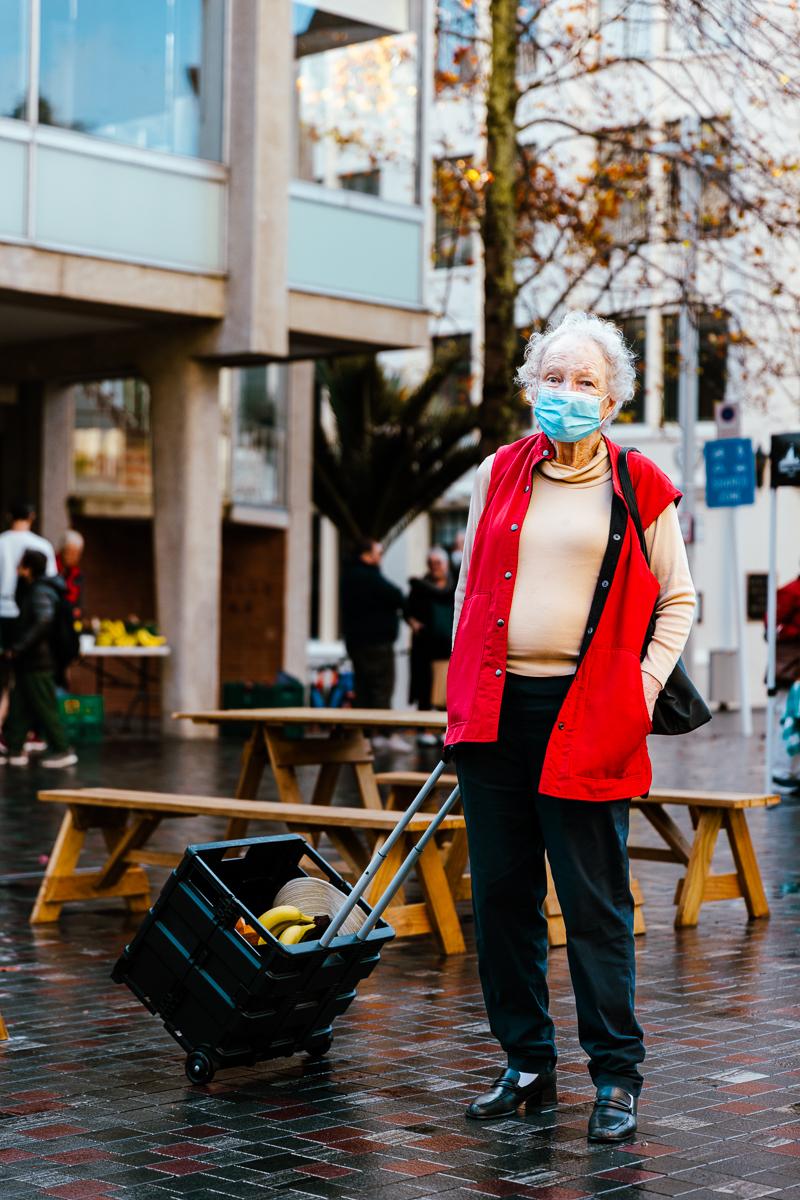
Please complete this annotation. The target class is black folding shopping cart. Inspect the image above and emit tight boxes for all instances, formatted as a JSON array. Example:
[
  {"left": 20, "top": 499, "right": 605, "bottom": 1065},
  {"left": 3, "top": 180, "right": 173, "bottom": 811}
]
[{"left": 112, "top": 762, "right": 459, "bottom": 1083}]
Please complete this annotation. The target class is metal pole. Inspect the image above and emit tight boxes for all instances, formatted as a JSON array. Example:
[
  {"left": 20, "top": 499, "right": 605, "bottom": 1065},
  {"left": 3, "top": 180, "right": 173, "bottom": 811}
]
[
  {"left": 318, "top": 760, "right": 449, "bottom": 947},
  {"left": 727, "top": 507, "right": 752, "bottom": 736},
  {"left": 357, "top": 786, "right": 462, "bottom": 939},
  {"left": 677, "top": 120, "right": 702, "bottom": 681},
  {"left": 765, "top": 486, "right": 779, "bottom": 792}
]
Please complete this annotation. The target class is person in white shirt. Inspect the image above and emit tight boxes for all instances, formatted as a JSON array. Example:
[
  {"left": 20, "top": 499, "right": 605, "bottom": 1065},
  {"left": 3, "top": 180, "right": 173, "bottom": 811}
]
[{"left": 0, "top": 500, "right": 57, "bottom": 730}]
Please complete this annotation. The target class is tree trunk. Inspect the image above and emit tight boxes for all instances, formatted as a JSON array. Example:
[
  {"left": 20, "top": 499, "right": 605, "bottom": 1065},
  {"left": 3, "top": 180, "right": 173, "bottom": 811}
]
[{"left": 481, "top": 0, "right": 519, "bottom": 449}]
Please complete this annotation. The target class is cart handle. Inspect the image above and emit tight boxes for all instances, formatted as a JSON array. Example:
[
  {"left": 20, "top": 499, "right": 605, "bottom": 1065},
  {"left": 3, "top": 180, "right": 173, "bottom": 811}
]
[
  {"left": 318, "top": 759, "right": 453, "bottom": 947},
  {"left": 356, "top": 785, "right": 461, "bottom": 939}
]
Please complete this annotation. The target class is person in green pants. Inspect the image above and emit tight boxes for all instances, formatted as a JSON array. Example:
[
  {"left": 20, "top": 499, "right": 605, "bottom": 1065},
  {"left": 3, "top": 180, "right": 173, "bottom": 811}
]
[{"left": 0, "top": 549, "right": 77, "bottom": 769}]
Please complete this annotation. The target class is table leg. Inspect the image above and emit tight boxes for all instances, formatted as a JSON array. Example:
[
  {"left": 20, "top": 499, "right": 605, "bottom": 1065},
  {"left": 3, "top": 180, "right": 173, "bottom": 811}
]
[
  {"left": 30, "top": 811, "right": 86, "bottom": 924},
  {"left": 307, "top": 762, "right": 344, "bottom": 848},
  {"left": 415, "top": 835, "right": 467, "bottom": 955},
  {"left": 725, "top": 809, "right": 770, "bottom": 920},
  {"left": 225, "top": 725, "right": 271, "bottom": 839},
  {"left": 353, "top": 760, "right": 384, "bottom": 811},
  {"left": 325, "top": 828, "right": 371, "bottom": 877},
  {"left": 96, "top": 815, "right": 162, "bottom": 890},
  {"left": 674, "top": 809, "right": 722, "bottom": 928},
  {"left": 140, "top": 657, "right": 149, "bottom": 736}
]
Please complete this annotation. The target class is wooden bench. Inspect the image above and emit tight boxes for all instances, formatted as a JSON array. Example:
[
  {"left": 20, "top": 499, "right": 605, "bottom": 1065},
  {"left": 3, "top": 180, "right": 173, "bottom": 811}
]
[
  {"left": 377, "top": 771, "right": 644, "bottom": 947},
  {"left": 628, "top": 787, "right": 779, "bottom": 928},
  {"left": 33, "top": 789, "right": 468, "bottom": 955},
  {"left": 376, "top": 772, "right": 778, "bottom": 934}
]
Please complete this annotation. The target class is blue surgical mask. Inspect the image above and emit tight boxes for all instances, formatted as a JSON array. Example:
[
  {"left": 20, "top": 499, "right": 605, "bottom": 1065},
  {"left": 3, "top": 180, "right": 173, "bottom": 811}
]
[{"left": 534, "top": 388, "right": 608, "bottom": 444}]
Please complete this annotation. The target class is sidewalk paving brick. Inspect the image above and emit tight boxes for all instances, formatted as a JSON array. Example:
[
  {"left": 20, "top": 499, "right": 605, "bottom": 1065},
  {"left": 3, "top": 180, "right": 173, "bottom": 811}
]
[{"left": 0, "top": 710, "right": 798, "bottom": 1198}]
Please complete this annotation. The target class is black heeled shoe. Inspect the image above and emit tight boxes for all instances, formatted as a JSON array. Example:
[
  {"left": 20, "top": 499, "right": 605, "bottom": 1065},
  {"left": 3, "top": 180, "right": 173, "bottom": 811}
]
[
  {"left": 587, "top": 1085, "right": 637, "bottom": 1142},
  {"left": 465, "top": 1068, "right": 558, "bottom": 1120}
]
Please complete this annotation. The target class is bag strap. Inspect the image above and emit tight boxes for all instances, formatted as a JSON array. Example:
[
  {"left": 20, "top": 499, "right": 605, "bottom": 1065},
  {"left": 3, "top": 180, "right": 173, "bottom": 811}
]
[{"left": 617, "top": 447, "right": 649, "bottom": 565}]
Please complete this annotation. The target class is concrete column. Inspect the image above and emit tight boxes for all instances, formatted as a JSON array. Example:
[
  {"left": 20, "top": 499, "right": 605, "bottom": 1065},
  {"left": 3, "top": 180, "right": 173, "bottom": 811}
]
[
  {"left": 146, "top": 346, "right": 222, "bottom": 737},
  {"left": 210, "top": 0, "right": 290, "bottom": 359},
  {"left": 283, "top": 361, "right": 314, "bottom": 681},
  {"left": 319, "top": 518, "right": 340, "bottom": 643},
  {"left": 39, "top": 383, "right": 75, "bottom": 546}
]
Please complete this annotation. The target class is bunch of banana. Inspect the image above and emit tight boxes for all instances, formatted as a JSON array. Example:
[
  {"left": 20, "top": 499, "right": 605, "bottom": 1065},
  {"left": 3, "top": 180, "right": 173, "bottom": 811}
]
[
  {"left": 257, "top": 905, "right": 316, "bottom": 946},
  {"left": 95, "top": 619, "right": 128, "bottom": 647},
  {"left": 135, "top": 628, "right": 167, "bottom": 647},
  {"left": 95, "top": 619, "right": 167, "bottom": 648}
]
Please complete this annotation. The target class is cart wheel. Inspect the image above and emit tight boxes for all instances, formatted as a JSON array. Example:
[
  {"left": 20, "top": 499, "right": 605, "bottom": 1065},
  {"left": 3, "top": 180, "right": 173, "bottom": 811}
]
[
  {"left": 185, "top": 1049, "right": 215, "bottom": 1084},
  {"left": 306, "top": 1034, "right": 333, "bottom": 1059}
]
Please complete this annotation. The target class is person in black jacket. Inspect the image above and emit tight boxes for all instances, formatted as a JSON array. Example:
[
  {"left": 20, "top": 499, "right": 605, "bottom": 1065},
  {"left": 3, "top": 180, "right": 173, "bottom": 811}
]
[
  {"left": 407, "top": 546, "right": 456, "bottom": 716},
  {"left": 0, "top": 550, "right": 77, "bottom": 769},
  {"left": 340, "top": 539, "right": 409, "bottom": 750}
]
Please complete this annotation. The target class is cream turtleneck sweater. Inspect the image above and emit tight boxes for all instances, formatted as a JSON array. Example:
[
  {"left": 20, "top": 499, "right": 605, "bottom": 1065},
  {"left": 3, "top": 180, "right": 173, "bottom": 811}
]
[{"left": 452, "top": 441, "right": 696, "bottom": 686}]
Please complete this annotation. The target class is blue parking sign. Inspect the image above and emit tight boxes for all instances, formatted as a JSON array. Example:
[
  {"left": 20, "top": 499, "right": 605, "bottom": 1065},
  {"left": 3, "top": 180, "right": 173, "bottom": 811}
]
[{"left": 704, "top": 437, "right": 755, "bottom": 507}]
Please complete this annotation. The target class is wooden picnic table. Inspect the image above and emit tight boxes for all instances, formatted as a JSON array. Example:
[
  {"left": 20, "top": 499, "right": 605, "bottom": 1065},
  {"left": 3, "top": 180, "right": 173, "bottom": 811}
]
[{"left": 172, "top": 708, "right": 448, "bottom": 839}]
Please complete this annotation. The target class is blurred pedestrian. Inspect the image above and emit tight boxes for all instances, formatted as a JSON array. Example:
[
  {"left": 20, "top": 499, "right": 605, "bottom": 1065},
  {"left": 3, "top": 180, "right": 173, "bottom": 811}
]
[
  {"left": 57, "top": 530, "right": 85, "bottom": 620},
  {"left": 449, "top": 529, "right": 465, "bottom": 578},
  {"left": 340, "top": 538, "right": 410, "bottom": 751},
  {"left": 0, "top": 500, "right": 57, "bottom": 738},
  {"left": 771, "top": 567, "right": 800, "bottom": 790},
  {"left": 407, "top": 547, "right": 455, "bottom": 744},
  {"left": 0, "top": 549, "right": 77, "bottom": 769}
]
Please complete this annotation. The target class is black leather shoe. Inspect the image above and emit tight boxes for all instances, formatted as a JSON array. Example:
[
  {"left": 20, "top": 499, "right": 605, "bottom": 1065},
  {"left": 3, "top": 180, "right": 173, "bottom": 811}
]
[
  {"left": 587, "top": 1085, "right": 637, "bottom": 1142},
  {"left": 465, "top": 1068, "right": 557, "bottom": 1120}
]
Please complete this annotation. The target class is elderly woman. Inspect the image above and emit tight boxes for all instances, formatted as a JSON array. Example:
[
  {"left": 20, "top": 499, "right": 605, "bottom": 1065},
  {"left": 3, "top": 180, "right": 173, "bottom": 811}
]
[{"left": 446, "top": 312, "right": 696, "bottom": 1142}]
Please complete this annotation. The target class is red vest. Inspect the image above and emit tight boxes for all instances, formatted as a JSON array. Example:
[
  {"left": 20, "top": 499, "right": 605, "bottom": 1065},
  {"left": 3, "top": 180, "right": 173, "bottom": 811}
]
[{"left": 445, "top": 433, "right": 681, "bottom": 801}]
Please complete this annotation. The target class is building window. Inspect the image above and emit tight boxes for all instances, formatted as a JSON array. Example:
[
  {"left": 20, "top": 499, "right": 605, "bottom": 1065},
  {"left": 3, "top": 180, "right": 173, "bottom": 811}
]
[
  {"left": 293, "top": 2, "right": 422, "bottom": 205},
  {"left": 72, "top": 379, "right": 152, "bottom": 497},
  {"left": 595, "top": 128, "right": 650, "bottom": 246},
  {"left": 435, "top": 0, "right": 478, "bottom": 87},
  {"left": 430, "top": 507, "right": 469, "bottom": 556},
  {"left": 37, "top": 0, "right": 224, "bottom": 159},
  {"left": 338, "top": 169, "right": 380, "bottom": 196},
  {"left": 228, "top": 367, "right": 288, "bottom": 509},
  {"left": 0, "top": 1, "right": 29, "bottom": 119},
  {"left": 607, "top": 314, "right": 646, "bottom": 424},
  {"left": 598, "top": 0, "right": 653, "bottom": 58},
  {"left": 433, "top": 157, "right": 475, "bottom": 268},
  {"left": 433, "top": 334, "right": 473, "bottom": 407},
  {"left": 662, "top": 310, "right": 729, "bottom": 423},
  {"left": 664, "top": 118, "right": 732, "bottom": 239}
]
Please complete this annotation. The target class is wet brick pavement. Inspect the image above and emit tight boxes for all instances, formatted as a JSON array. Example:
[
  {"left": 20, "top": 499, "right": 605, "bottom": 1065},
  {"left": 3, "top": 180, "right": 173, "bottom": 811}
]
[{"left": 1, "top": 711, "right": 799, "bottom": 1199}]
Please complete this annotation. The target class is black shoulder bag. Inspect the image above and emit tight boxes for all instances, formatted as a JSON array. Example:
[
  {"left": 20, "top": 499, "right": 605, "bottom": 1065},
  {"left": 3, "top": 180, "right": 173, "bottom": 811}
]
[{"left": 617, "top": 448, "right": 712, "bottom": 736}]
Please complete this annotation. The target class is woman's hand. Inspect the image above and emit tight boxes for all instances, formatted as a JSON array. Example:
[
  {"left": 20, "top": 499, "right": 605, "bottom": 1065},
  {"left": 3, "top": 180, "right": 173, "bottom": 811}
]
[
  {"left": 408, "top": 617, "right": 424, "bottom": 634},
  {"left": 642, "top": 670, "right": 661, "bottom": 719}
]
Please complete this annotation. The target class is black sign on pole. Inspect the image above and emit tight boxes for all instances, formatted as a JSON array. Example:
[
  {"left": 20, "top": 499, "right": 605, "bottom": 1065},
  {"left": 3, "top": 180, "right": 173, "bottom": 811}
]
[
  {"left": 746, "top": 573, "right": 768, "bottom": 622},
  {"left": 770, "top": 432, "right": 800, "bottom": 487}
]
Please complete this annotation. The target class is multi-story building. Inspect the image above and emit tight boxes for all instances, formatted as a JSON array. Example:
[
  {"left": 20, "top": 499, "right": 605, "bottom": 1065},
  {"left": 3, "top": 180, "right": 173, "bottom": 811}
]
[
  {"left": 0, "top": 1, "right": 430, "bottom": 730},
  {"left": 396, "top": 0, "right": 800, "bottom": 710}
]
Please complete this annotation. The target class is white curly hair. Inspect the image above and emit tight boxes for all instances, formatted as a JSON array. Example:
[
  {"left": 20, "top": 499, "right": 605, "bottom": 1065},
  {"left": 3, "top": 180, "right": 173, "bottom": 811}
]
[{"left": 516, "top": 311, "right": 638, "bottom": 424}]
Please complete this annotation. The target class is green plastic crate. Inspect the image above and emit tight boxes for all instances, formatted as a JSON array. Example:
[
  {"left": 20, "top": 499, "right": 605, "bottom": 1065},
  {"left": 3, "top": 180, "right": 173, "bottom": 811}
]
[
  {"left": 220, "top": 680, "right": 304, "bottom": 739},
  {"left": 59, "top": 694, "right": 104, "bottom": 743}
]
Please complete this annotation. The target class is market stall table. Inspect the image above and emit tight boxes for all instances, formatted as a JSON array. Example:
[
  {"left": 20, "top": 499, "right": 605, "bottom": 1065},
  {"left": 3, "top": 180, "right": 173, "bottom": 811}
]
[{"left": 80, "top": 642, "right": 171, "bottom": 733}]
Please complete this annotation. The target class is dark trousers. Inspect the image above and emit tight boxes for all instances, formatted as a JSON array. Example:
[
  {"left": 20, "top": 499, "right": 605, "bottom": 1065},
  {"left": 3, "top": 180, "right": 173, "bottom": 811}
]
[
  {"left": 346, "top": 642, "right": 395, "bottom": 709},
  {"left": 0, "top": 617, "right": 17, "bottom": 692},
  {"left": 455, "top": 672, "right": 644, "bottom": 1095},
  {"left": 3, "top": 670, "right": 69, "bottom": 755}
]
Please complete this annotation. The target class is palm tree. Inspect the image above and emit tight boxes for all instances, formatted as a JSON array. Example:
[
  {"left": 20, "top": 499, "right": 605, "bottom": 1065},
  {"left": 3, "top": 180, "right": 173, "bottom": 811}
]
[{"left": 314, "top": 351, "right": 486, "bottom": 551}]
